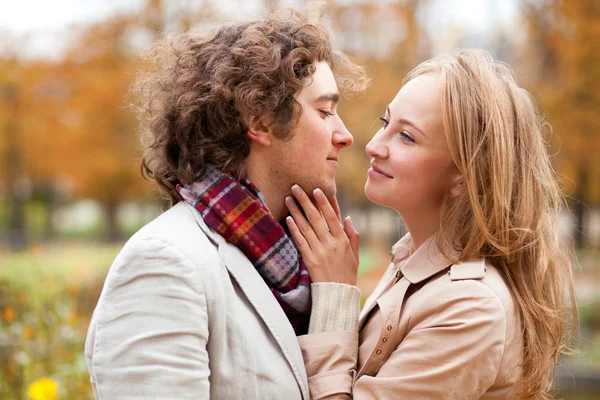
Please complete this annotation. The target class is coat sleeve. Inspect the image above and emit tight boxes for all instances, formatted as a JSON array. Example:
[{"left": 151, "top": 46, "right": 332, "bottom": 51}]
[
  {"left": 298, "top": 331, "right": 359, "bottom": 399},
  {"left": 85, "top": 237, "right": 211, "bottom": 400},
  {"left": 300, "top": 280, "right": 507, "bottom": 399}
]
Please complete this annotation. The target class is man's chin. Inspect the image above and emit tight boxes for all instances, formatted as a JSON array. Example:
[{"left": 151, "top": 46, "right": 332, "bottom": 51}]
[
  {"left": 319, "top": 183, "right": 337, "bottom": 200},
  {"left": 297, "top": 180, "right": 336, "bottom": 201}
]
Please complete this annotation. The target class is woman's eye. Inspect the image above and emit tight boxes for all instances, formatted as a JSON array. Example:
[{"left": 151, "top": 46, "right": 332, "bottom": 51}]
[
  {"left": 320, "top": 110, "right": 334, "bottom": 118},
  {"left": 379, "top": 116, "right": 389, "bottom": 128},
  {"left": 399, "top": 132, "right": 415, "bottom": 143}
]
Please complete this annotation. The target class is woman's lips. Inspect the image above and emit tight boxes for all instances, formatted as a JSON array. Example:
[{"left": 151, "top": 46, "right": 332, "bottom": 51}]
[{"left": 368, "top": 164, "right": 393, "bottom": 179}]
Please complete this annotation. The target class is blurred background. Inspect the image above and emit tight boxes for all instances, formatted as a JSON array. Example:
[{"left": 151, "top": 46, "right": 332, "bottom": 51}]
[{"left": 0, "top": 0, "right": 598, "bottom": 399}]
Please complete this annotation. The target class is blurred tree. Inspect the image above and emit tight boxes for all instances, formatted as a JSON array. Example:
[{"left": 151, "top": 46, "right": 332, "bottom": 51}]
[
  {"left": 1, "top": 0, "right": 434, "bottom": 245},
  {"left": 0, "top": 0, "right": 223, "bottom": 244},
  {"left": 59, "top": 18, "right": 156, "bottom": 241},
  {"left": 56, "top": 0, "right": 217, "bottom": 240},
  {"left": 0, "top": 55, "right": 28, "bottom": 250},
  {"left": 14, "top": 60, "right": 78, "bottom": 240},
  {"left": 265, "top": 0, "right": 280, "bottom": 12},
  {"left": 521, "top": 0, "right": 600, "bottom": 246}
]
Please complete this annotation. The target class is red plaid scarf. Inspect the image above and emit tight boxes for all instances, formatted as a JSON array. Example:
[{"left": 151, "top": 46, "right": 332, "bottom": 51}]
[{"left": 177, "top": 165, "right": 311, "bottom": 335}]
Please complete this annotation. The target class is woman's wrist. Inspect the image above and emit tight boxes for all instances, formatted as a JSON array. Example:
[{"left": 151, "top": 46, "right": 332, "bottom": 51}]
[{"left": 308, "top": 282, "right": 361, "bottom": 334}]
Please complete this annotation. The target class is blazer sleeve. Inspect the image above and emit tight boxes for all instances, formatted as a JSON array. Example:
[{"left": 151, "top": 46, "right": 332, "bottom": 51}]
[
  {"left": 300, "top": 280, "right": 507, "bottom": 399},
  {"left": 85, "top": 237, "right": 211, "bottom": 400}
]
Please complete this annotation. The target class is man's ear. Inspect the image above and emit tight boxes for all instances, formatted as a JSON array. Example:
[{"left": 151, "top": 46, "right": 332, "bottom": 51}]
[{"left": 247, "top": 115, "right": 273, "bottom": 147}]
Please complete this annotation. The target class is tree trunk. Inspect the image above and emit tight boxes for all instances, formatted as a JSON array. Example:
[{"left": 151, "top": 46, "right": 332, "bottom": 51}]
[
  {"left": 572, "top": 165, "right": 588, "bottom": 248},
  {"left": 3, "top": 78, "right": 28, "bottom": 251},
  {"left": 5, "top": 184, "right": 27, "bottom": 250},
  {"left": 42, "top": 185, "right": 57, "bottom": 241},
  {"left": 103, "top": 200, "right": 121, "bottom": 242}
]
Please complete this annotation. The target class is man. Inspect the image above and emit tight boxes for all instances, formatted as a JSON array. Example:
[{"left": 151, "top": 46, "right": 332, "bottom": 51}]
[{"left": 84, "top": 7, "right": 367, "bottom": 400}]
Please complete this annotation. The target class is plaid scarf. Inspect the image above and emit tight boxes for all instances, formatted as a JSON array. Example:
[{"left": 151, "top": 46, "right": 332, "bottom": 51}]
[{"left": 177, "top": 165, "right": 311, "bottom": 335}]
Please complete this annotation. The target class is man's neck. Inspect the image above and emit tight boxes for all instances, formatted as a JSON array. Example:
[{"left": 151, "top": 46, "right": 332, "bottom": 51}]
[{"left": 245, "top": 164, "right": 287, "bottom": 221}]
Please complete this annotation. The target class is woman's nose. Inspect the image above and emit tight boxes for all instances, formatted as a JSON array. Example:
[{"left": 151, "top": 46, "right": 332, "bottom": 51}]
[{"left": 366, "top": 129, "right": 387, "bottom": 159}]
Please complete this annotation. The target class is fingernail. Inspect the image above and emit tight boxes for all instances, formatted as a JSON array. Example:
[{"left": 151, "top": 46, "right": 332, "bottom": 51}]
[
  {"left": 291, "top": 184, "right": 300, "bottom": 195},
  {"left": 347, "top": 215, "right": 352, "bottom": 223},
  {"left": 286, "top": 216, "right": 293, "bottom": 224},
  {"left": 285, "top": 196, "right": 293, "bottom": 206},
  {"left": 313, "top": 188, "right": 323, "bottom": 197}
]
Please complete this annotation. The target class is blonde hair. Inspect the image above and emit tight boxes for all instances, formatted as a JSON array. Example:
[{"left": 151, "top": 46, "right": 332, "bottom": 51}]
[{"left": 406, "top": 49, "right": 577, "bottom": 399}]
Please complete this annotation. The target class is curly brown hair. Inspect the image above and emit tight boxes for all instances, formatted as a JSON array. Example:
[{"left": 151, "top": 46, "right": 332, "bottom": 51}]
[{"left": 132, "top": 7, "right": 368, "bottom": 205}]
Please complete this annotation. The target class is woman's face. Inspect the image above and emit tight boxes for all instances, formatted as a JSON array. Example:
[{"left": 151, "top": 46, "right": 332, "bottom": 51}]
[{"left": 365, "top": 73, "right": 459, "bottom": 215}]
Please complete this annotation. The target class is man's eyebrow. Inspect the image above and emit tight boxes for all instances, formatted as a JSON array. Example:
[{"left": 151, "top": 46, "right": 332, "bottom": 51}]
[
  {"left": 313, "top": 93, "right": 340, "bottom": 104},
  {"left": 385, "top": 105, "right": 427, "bottom": 138}
]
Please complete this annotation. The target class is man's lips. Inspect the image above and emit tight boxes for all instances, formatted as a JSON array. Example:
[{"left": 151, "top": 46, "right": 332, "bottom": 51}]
[{"left": 369, "top": 163, "right": 393, "bottom": 178}]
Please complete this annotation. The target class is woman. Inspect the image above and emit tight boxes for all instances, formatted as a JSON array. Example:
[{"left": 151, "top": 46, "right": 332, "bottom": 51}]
[{"left": 285, "top": 49, "right": 577, "bottom": 399}]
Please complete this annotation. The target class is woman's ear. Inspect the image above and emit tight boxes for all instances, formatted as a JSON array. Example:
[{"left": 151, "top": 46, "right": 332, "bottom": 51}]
[
  {"left": 247, "top": 115, "right": 273, "bottom": 147},
  {"left": 449, "top": 174, "right": 465, "bottom": 198}
]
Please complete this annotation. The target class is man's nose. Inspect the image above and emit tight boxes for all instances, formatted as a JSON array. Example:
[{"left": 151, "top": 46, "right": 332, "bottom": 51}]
[{"left": 333, "top": 118, "right": 354, "bottom": 148}]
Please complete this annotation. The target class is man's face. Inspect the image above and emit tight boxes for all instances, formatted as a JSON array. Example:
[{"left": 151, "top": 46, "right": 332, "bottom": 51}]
[{"left": 270, "top": 61, "right": 353, "bottom": 200}]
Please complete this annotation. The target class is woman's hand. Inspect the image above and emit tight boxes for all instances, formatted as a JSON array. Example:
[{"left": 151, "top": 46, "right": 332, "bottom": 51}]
[{"left": 285, "top": 184, "right": 359, "bottom": 285}]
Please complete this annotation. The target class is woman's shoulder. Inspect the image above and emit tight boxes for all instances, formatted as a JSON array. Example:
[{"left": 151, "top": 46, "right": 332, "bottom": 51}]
[
  {"left": 480, "top": 261, "right": 520, "bottom": 316},
  {"left": 411, "top": 259, "right": 519, "bottom": 324},
  {"left": 449, "top": 259, "right": 515, "bottom": 308},
  {"left": 446, "top": 259, "right": 520, "bottom": 324}
]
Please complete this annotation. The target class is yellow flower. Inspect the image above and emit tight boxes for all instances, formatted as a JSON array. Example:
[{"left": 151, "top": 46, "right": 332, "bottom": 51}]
[
  {"left": 66, "top": 280, "right": 79, "bottom": 296},
  {"left": 18, "top": 292, "right": 29, "bottom": 305},
  {"left": 23, "top": 325, "right": 36, "bottom": 340},
  {"left": 2, "top": 306, "right": 17, "bottom": 323},
  {"left": 67, "top": 310, "right": 79, "bottom": 326},
  {"left": 28, "top": 377, "right": 58, "bottom": 400}
]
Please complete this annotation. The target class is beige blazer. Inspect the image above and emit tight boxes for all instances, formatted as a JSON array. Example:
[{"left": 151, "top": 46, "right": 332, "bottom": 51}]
[
  {"left": 298, "top": 234, "right": 523, "bottom": 399},
  {"left": 85, "top": 202, "right": 309, "bottom": 400}
]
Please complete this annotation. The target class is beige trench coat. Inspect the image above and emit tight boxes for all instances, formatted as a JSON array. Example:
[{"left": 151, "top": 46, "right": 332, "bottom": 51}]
[{"left": 298, "top": 234, "right": 523, "bottom": 399}]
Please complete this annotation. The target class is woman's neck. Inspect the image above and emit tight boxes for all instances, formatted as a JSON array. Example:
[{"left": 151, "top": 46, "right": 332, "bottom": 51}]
[{"left": 400, "top": 207, "right": 441, "bottom": 254}]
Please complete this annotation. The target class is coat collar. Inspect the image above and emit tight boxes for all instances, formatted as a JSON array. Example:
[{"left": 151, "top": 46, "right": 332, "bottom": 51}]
[
  {"left": 393, "top": 233, "right": 460, "bottom": 284},
  {"left": 183, "top": 202, "right": 309, "bottom": 399}
]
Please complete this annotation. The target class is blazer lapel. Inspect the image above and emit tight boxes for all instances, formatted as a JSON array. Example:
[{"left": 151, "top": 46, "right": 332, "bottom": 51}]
[{"left": 185, "top": 203, "right": 309, "bottom": 399}]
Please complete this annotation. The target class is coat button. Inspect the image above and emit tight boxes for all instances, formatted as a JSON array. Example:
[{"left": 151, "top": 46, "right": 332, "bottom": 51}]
[
  {"left": 387, "top": 325, "right": 392, "bottom": 331},
  {"left": 376, "top": 349, "right": 382, "bottom": 355},
  {"left": 382, "top": 337, "right": 388, "bottom": 342}
]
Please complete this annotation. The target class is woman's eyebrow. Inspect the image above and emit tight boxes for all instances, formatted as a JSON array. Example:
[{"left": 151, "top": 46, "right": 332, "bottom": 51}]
[{"left": 386, "top": 105, "right": 427, "bottom": 138}]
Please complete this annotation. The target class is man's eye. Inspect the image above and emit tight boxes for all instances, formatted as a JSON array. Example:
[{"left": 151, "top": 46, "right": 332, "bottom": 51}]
[{"left": 379, "top": 116, "right": 389, "bottom": 128}]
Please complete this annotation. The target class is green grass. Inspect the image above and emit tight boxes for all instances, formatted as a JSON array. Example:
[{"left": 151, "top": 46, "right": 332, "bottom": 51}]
[
  {"left": 0, "top": 243, "right": 124, "bottom": 399},
  {"left": 0, "top": 243, "right": 121, "bottom": 292}
]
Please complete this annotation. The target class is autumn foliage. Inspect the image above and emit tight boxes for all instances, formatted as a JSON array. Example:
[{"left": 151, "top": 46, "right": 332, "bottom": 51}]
[{"left": 0, "top": 0, "right": 598, "bottom": 246}]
